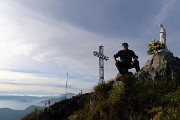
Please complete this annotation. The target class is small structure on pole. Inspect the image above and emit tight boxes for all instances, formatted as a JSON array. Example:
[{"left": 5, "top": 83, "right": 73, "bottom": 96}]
[{"left": 93, "top": 46, "right": 109, "bottom": 83}]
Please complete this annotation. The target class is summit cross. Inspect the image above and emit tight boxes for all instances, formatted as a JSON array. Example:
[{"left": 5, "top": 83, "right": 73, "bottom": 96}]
[{"left": 93, "top": 46, "right": 109, "bottom": 83}]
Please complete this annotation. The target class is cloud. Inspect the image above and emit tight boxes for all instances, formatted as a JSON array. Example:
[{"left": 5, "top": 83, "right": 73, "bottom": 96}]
[
  {"left": 0, "top": 0, "right": 180, "bottom": 96},
  {"left": 0, "top": 1, "right": 113, "bottom": 95},
  {"left": 153, "top": 0, "right": 177, "bottom": 24},
  {"left": 0, "top": 70, "right": 96, "bottom": 96},
  {"left": 0, "top": 0, "right": 124, "bottom": 76},
  {"left": 0, "top": 1, "right": 150, "bottom": 96}
]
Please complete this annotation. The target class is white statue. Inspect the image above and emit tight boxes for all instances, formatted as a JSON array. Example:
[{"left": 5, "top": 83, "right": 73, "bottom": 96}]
[{"left": 159, "top": 24, "right": 167, "bottom": 49}]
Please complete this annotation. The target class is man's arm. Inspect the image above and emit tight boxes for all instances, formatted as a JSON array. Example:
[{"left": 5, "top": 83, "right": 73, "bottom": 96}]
[
  {"left": 113, "top": 55, "right": 118, "bottom": 63},
  {"left": 131, "top": 50, "right": 138, "bottom": 63},
  {"left": 114, "top": 51, "right": 121, "bottom": 63}
]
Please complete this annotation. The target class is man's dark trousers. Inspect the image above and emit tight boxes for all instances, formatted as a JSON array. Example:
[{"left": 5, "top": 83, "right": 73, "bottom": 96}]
[{"left": 115, "top": 60, "right": 140, "bottom": 75}]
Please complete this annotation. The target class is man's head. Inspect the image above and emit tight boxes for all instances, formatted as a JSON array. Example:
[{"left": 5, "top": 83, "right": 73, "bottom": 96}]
[{"left": 122, "top": 42, "right": 129, "bottom": 50}]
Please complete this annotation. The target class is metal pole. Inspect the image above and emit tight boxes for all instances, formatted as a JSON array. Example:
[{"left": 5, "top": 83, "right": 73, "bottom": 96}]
[{"left": 65, "top": 72, "right": 68, "bottom": 99}]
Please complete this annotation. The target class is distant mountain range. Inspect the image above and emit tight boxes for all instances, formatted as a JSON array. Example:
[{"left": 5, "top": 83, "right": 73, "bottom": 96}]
[
  {"left": 0, "top": 93, "right": 76, "bottom": 120},
  {"left": 0, "top": 105, "right": 44, "bottom": 120},
  {"left": 40, "top": 93, "right": 76, "bottom": 105},
  {"left": 0, "top": 93, "right": 76, "bottom": 109}
]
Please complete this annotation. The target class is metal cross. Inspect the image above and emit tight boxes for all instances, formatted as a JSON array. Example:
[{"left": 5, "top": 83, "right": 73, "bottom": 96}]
[{"left": 93, "top": 46, "right": 109, "bottom": 83}]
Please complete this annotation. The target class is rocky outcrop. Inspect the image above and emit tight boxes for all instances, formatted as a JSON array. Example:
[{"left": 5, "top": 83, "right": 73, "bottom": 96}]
[{"left": 138, "top": 51, "right": 180, "bottom": 81}]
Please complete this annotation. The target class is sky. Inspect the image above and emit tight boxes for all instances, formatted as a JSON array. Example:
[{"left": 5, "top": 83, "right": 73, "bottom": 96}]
[{"left": 0, "top": 0, "right": 180, "bottom": 96}]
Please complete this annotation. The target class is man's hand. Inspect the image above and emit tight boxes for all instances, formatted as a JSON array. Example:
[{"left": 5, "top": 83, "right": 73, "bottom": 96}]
[
  {"left": 115, "top": 59, "right": 118, "bottom": 63},
  {"left": 114, "top": 56, "right": 118, "bottom": 63},
  {"left": 131, "top": 58, "right": 137, "bottom": 65}
]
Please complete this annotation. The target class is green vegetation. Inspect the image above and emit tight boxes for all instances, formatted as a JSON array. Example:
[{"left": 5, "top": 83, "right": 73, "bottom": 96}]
[{"left": 22, "top": 76, "right": 180, "bottom": 120}]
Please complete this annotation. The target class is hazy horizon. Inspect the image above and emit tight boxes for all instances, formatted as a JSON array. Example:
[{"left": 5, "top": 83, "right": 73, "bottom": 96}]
[{"left": 0, "top": 93, "right": 75, "bottom": 110}]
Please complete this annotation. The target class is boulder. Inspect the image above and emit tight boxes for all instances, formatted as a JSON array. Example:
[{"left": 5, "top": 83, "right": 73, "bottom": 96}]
[{"left": 138, "top": 51, "right": 180, "bottom": 81}]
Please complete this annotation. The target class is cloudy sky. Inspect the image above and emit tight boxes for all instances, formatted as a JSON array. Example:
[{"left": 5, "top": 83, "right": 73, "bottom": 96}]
[{"left": 0, "top": 0, "right": 180, "bottom": 96}]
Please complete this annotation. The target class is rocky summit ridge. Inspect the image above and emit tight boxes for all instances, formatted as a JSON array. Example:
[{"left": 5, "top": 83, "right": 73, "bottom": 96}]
[{"left": 138, "top": 50, "right": 180, "bottom": 81}]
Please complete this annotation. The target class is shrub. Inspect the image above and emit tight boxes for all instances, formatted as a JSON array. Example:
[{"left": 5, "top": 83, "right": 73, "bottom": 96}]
[
  {"left": 108, "top": 83, "right": 125, "bottom": 105},
  {"left": 93, "top": 80, "right": 114, "bottom": 101},
  {"left": 68, "top": 111, "right": 85, "bottom": 120}
]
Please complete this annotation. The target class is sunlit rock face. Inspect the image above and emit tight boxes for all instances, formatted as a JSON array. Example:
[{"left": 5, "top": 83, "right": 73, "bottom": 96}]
[{"left": 138, "top": 51, "right": 180, "bottom": 81}]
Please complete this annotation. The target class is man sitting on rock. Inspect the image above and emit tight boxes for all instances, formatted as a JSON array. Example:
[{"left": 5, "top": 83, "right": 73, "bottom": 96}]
[{"left": 114, "top": 42, "right": 140, "bottom": 75}]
